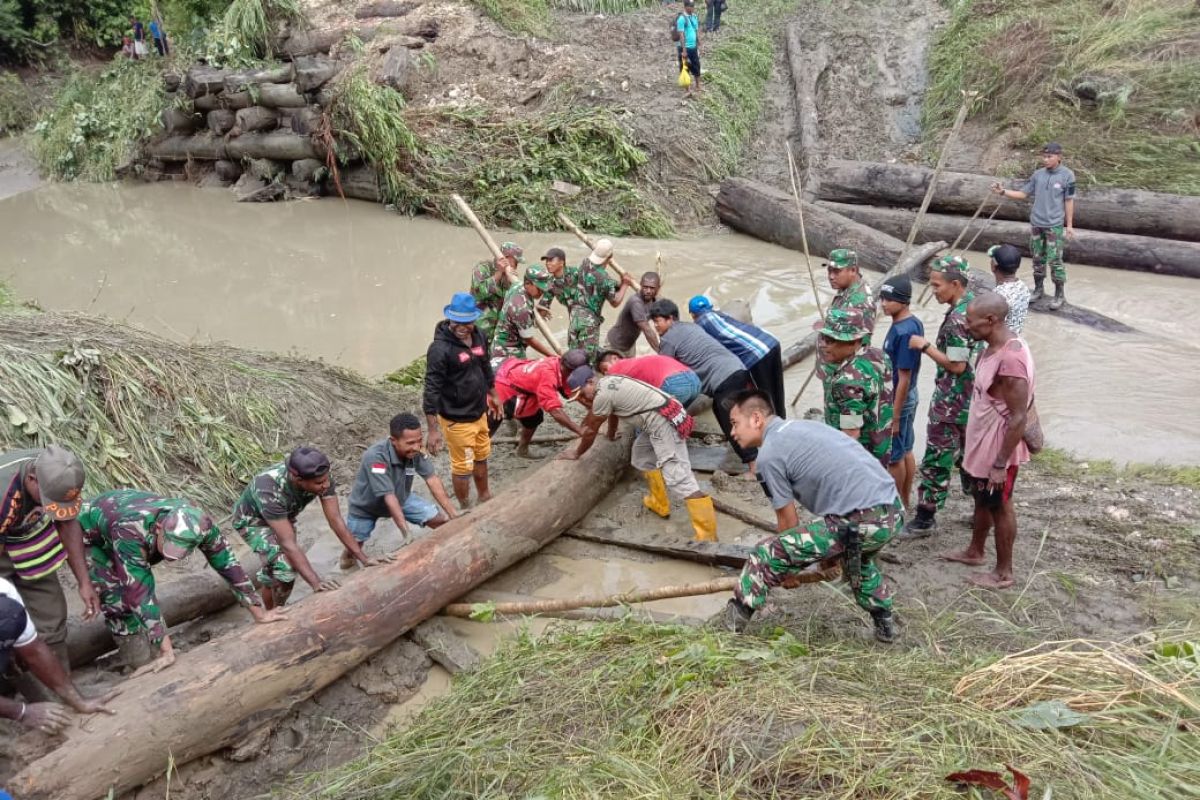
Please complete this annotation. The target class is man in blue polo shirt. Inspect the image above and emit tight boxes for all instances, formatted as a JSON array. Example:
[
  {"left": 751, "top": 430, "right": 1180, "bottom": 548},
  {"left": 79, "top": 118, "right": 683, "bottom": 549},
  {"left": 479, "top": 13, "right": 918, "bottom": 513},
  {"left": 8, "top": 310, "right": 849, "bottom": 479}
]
[{"left": 689, "top": 295, "right": 786, "bottom": 418}]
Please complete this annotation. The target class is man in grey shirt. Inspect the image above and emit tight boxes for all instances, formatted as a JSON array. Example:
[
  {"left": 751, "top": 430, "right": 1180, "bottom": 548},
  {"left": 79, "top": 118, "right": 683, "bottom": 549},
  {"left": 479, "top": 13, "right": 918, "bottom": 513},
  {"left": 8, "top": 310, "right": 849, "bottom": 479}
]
[
  {"left": 992, "top": 142, "right": 1076, "bottom": 310},
  {"left": 721, "top": 390, "right": 903, "bottom": 643},
  {"left": 649, "top": 298, "right": 756, "bottom": 466},
  {"left": 605, "top": 272, "right": 661, "bottom": 356}
]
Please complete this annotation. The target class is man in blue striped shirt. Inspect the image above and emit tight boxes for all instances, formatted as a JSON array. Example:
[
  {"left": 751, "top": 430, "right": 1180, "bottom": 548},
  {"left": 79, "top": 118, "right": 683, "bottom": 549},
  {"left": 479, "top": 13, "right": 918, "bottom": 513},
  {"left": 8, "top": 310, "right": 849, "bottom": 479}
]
[{"left": 689, "top": 296, "right": 786, "bottom": 418}]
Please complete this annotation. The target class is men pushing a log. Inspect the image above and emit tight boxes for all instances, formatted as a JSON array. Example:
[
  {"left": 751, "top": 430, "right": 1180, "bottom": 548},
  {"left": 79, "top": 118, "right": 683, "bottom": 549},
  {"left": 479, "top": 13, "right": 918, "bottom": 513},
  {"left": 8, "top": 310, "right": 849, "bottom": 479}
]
[
  {"left": 80, "top": 489, "right": 286, "bottom": 673},
  {"left": 688, "top": 295, "right": 786, "bottom": 419},
  {"left": 722, "top": 390, "right": 902, "bottom": 643},
  {"left": 492, "top": 265, "right": 558, "bottom": 362},
  {"left": 817, "top": 308, "right": 893, "bottom": 466},
  {"left": 469, "top": 241, "right": 523, "bottom": 345},
  {"left": 605, "top": 271, "right": 662, "bottom": 356},
  {"left": 596, "top": 350, "right": 702, "bottom": 408},
  {"left": 541, "top": 239, "right": 634, "bottom": 363},
  {"left": 234, "top": 447, "right": 385, "bottom": 603},
  {"left": 491, "top": 350, "right": 590, "bottom": 457},
  {"left": 563, "top": 367, "right": 718, "bottom": 542},
  {"left": 992, "top": 142, "right": 1076, "bottom": 310}
]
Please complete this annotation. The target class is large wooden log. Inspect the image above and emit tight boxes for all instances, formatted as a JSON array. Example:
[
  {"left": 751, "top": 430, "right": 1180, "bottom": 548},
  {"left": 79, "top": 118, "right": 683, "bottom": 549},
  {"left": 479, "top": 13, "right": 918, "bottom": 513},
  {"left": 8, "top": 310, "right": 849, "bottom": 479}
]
[
  {"left": 14, "top": 437, "right": 632, "bottom": 800},
  {"left": 150, "top": 131, "right": 325, "bottom": 162},
  {"left": 234, "top": 106, "right": 281, "bottom": 134},
  {"left": 183, "top": 66, "right": 228, "bottom": 98},
  {"left": 818, "top": 201, "right": 1200, "bottom": 279},
  {"left": 223, "top": 64, "right": 295, "bottom": 94},
  {"left": 337, "top": 163, "right": 383, "bottom": 202},
  {"left": 255, "top": 82, "right": 309, "bottom": 108},
  {"left": 281, "top": 25, "right": 377, "bottom": 58},
  {"left": 784, "top": 21, "right": 826, "bottom": 166},
  {"left": 813, "top": 158, "right": 1200, "bottom": 243}
]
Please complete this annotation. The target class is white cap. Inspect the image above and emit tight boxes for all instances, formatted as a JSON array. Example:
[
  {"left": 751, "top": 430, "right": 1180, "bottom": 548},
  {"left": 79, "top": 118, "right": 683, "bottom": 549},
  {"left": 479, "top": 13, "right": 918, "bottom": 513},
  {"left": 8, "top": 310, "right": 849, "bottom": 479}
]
[{"left": 588, "top": 239, "right": 614, "bottom": 265}]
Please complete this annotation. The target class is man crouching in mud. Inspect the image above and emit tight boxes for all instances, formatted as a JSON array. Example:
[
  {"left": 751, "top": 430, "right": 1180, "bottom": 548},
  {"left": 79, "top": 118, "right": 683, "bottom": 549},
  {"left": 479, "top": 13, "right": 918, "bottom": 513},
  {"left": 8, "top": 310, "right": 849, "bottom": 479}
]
[{"left": 721, "top": 389, "right": 902, "bottom": 643}]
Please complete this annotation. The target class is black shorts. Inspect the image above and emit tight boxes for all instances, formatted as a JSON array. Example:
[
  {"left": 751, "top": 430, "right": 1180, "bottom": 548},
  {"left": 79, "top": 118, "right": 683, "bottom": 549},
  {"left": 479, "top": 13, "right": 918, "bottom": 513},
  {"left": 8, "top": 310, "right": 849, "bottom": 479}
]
[
  {"left": 970, "top": 465, "right": 1019, "bottom": 510},
  {"left": 685, "top": 47, "right": 701, "bottom": 78},
  {"left": 487, "top": 398, "right": 544, "bottom": 436}
]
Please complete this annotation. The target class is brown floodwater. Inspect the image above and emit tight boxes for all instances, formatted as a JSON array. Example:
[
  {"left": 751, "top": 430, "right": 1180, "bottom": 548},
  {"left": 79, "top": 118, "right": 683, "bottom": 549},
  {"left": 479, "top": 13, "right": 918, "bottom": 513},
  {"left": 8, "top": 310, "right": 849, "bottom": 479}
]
[{"left": 2, "top": 181, "right": 1198, "bottom": 464}]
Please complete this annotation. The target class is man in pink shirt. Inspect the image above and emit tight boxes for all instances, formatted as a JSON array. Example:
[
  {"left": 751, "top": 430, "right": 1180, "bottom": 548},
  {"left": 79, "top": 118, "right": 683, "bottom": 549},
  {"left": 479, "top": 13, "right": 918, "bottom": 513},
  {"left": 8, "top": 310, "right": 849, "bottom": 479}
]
[
  {"left": 596, "top": 350, "right": 702, "bottom": 408},
  {"left": 942, "top": 293, "right": 1035, "bottom": 590}
]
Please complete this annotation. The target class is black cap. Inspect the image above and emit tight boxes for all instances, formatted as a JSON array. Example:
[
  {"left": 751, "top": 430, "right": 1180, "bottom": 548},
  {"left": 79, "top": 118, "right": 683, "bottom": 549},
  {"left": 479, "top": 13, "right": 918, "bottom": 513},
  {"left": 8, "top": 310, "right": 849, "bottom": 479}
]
[
  {"left": 647, "top": 298, "right": 680, "bottom": 320},
  {"left": 567, "top": 365, "right": 595, "bottom": 392},
  {"left": 989, "top": 243, "right": 1022, "bottom": 271},
  {"left": 0, "top": 595, "right": 29, "bottom": 651},
  {"left": 541, "top": 247, "right": 567, "bottom": 262},
  {"left": 560, "top": 348, "right": 589, "bottom": 371},
  {"left": 287, "top": 446, "right": 331, "bottom": 479},
  {"left": 1042, "top": 142, "right": 1063, "bottom": 154},
  {"left": 879, "top": 274, "right": 912, "bottom": 304}
]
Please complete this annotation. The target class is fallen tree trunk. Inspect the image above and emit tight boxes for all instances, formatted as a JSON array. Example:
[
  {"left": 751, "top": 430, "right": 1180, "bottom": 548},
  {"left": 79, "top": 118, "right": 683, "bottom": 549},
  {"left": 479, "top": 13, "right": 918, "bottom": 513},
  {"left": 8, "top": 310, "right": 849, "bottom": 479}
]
[
  {"left": 281, "top": 25, "right": 377, "bottom": 58},
  {"left": 223, "top": 64, "right": 294, "bottom": 94},
  {"left": 66, "top": 572, "right": 237, "bottom": 667},
  {"left": 183, "top": 66, "right": 228, "bottom": 98},
  {"left": 337, "top": 163, "right": 383, "bottom": 202},
  {"left": 234, "top": 106, "right": 281, "bottom": 134},
  {"left": 150, "top": 131, "right": 326, "bottom": 162},
  {"left": 15, "top": 437, "right": 631, "bottom": 800},
  {"left": 813, "top": 158, "right": 1200, "bottom": 243},
  {"left": 784, "top": 21, "right": 827, "bottom": 165},
  {"left": 254, "top": 82, "right": 309, "bottom": 108},
  {"left": 818, "top": 201, "right": 1200, "bottom": 280}
]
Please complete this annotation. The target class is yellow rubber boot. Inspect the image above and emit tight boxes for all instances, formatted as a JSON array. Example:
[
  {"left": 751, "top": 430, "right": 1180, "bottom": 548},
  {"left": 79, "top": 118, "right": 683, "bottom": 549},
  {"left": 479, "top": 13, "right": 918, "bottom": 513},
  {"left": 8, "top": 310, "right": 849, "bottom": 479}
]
[
  {"left": 686, "top": 495, "right": 718, "bottom": 542},
  {"left": 642, "top": 470, "right": 671, "bottom": 518}
]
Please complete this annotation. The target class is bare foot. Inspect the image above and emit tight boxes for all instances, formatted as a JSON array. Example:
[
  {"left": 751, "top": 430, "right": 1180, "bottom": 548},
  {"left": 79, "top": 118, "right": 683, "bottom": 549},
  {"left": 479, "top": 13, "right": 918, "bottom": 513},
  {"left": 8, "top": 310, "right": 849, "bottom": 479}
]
[
  {"left": 966, "top": 572, "right": 1015, "bottom": 590},
  {"left": 477, "top": 492, "right": 493, "bottom": 504},
  {"left": 939, "top": 550, "right": 987, "bottom": 566}
]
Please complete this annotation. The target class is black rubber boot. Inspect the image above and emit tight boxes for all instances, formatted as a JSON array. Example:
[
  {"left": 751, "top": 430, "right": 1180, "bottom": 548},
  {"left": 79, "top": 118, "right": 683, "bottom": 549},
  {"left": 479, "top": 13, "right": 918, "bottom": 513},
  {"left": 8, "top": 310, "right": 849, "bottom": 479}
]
[
  {"left": 1049, "top": 281, "right": 1065, "bottom": 310},
  {"left": 870, "top": 609, "right": 897, "bottom": 644},
  {"left": 720, "top": 598, "right": 754, "bottom": 633},
  {"left": 901, "top": 505, "right": 936, "bottom": 538},
  {"left": 1030, "top": 276, "right": 1045, "bottom": 303}
]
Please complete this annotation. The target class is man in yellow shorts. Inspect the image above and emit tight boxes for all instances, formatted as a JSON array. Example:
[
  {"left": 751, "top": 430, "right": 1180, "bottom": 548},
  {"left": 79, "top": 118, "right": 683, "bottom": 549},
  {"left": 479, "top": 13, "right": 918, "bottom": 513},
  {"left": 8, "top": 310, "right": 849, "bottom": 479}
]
[{"left": 423, "top": 293, "right": 502, "bottom": 508}]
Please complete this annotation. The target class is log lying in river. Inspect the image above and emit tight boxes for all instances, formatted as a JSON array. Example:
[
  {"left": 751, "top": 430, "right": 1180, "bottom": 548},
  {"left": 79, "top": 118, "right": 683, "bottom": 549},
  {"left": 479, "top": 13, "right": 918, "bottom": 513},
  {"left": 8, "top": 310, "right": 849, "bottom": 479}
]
[
  {"left": 813, "top": 158, "right": 1200, "bottom": 243},
  {"left": 14, "top": 437, "right": 632, "bottom": 800},
  {"left": 149, "top": 131, "right": 326, "bottom": 162},
  {"left": 818, "top": 201, "right": 1200, "bottom": 279}
]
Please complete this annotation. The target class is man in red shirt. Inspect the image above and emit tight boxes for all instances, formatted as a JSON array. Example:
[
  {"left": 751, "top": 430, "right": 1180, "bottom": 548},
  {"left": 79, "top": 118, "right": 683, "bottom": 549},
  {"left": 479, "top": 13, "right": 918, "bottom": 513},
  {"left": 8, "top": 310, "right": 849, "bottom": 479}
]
[
  {"left": 491, "top": 350, "right": 589, "bottom": 456},
  {"left": 596, "top": 351, "right": 702, "bottom": 407}
]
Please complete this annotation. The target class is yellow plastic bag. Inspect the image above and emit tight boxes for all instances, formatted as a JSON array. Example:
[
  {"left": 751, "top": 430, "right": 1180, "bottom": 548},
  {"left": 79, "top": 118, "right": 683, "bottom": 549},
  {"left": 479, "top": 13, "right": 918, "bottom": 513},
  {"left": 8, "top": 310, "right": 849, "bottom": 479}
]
[{"left": 678, "top": 63, "right": 692, "bottom": 88}]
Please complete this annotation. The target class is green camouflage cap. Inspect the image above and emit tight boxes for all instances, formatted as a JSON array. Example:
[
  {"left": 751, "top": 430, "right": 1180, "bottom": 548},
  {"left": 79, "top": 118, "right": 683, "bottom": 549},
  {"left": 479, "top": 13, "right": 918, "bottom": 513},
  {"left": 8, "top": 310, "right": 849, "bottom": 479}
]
[
  {"left": 931, "top": 254, "right": 971, "bottom": 279},
  {"left": 500, "top": 241, "right": 524, "bottom": 262},
  {"left": 157, "top": 505, "right": 214, "bottom": 561},
  {"left": 524, "top": 264, "right": 552, "bottom": 290},
  {"left": 823, "top": 248, "right": 858, "bottom": 270},
  {"left": 817, "top": 308, "right": 868, "bottom": 342}
]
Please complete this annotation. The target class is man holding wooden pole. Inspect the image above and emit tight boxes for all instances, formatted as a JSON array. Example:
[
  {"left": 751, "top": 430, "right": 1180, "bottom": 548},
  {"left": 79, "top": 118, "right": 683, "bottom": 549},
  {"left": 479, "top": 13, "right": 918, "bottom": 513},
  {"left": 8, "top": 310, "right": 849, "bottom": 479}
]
[
  {"left": 469, "top": 242, "right": 523, "bottom": 346},
  {"left": 541, "top": 239, "right": 634, "bottom": 363},
  {"left": 491, "top": 265, "right": 559, "bottom": 362}
]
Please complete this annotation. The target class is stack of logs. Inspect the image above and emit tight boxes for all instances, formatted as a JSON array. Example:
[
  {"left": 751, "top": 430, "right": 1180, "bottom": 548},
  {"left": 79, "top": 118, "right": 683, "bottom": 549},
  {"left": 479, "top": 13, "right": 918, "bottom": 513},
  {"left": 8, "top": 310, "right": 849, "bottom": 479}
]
[{"left": 149, "top": 12, "right": 436, "bottom": 202}]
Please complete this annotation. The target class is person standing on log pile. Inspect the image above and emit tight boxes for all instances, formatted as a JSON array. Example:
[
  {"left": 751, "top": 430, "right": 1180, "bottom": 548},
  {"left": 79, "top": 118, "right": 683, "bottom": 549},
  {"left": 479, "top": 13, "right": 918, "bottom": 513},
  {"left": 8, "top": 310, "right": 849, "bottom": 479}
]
[
  {"left": 722, "top": 390, "right": 902, "bottom": 643},
  {"left": 540, "top": 239, "right": 633, "bottom": 364},
  {"left": 987, "top": 244, "right": 1031, "bottom": 334},
  {"left": 649, "top": 299, "right": 758, "bottom": 472},
  {"left": 991, "top": 142, "right": 1076, "bottom": 311},
  {"left": 470, "top": 242, "right": 523, "bottom": 346},
  {"left": 879, "top": 274, "right": 924, "bottom": 510},
  {"left": 904, "top": 255, "right": 979, "bottom": 537},
  {"left": 816, "top": 308, "right": 893, "bottom": 467},
  {"left": 424, "top": 293, "right": 502, "bottom": 508},
  {"left": 233, "top": 447, "right": 384, "bottom": 599},
  {"left": 347, "top": 414, "right": 457, "bottom": 549},
  {"left": 596, "top": 350, "right": 702, "bottom": 408},
  {"left": 940, "top": 294, "right": 1035, "bottom": 590},
  {"left": 491, "top": 350, "right": 590, "bottom": 457},
  {"left": 563, "top": 367, "right": 718, "bottom": 542},
  {"left": 80, "top": 489, "right": 286, "bottom": 673},
  {"left": 0, "top": 446, "right": 99, "bottom": 693},
  {"left": 0, "top": 577, "right": 117, "bottom": 733},
  {"left": 491, "top": 264, "right": 557, "bottom": 362},
  {"left": 688, "top": 295, "right": 786, "bottom": 419},
  {"left": 606, "top": 271, "right": 662, "bottom": 356}
]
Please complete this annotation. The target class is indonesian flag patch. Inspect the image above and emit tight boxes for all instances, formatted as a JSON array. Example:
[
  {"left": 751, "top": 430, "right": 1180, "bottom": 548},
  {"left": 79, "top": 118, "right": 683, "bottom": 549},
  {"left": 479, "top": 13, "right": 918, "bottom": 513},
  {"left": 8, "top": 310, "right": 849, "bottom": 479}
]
[{"left": 371, "top": 463, "right": 388, "bottom": 474}]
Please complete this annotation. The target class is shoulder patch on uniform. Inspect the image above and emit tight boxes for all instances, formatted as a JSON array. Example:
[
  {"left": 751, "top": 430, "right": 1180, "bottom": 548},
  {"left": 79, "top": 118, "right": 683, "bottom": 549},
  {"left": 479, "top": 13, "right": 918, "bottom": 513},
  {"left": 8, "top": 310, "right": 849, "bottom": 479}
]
[{"left": 370, "top": 463, "right": 387, "bottom": 474}]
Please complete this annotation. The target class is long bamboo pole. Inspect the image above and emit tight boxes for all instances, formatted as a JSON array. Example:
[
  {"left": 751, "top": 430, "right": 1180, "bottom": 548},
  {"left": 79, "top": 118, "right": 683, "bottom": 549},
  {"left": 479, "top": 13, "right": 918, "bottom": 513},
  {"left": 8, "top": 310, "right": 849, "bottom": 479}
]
[
  {"left": 785, "top": 141, "right": 824, "bottom": 320},
  {"left": 452, "top": 193, "right": 562, "bottom": 354},
  {"left": 557, "top": 212, "right": 642, "bottom": 291}
]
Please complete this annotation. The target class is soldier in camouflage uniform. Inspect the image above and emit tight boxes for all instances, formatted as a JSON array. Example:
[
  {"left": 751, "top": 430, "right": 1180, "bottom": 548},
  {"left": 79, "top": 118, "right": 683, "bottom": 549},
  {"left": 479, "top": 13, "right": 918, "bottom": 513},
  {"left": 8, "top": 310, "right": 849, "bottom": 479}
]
[
  {"left": 79, "top": 489, "right": 285, "bottom": 673},
  {"left": 233, "top": 447, "right": 385, "bottom": 608},
  {"left": 490, "top": 265, "right": 558, "bottom": 363},
  {"left": 818, "top": 309, "right": 894, "bottom": 466},
  {"left": 469, "top": 241, "right": 523, "bottom": 345},
  {"left": 905, "top": 255, "right": 980, "bottom": 535},
  {"left": 817, "top": 248, "right": 878, "bottom": 381},
  {"left": 540, "top": 239, "right": 632, "bottom": 363}
]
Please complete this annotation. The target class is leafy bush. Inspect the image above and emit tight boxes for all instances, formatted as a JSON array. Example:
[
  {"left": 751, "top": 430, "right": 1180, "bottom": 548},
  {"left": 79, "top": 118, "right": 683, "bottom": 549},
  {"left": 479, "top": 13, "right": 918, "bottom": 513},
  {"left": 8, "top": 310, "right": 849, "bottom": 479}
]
[{"left": 0, "top": 69, "right": 36, "bottom": 132}]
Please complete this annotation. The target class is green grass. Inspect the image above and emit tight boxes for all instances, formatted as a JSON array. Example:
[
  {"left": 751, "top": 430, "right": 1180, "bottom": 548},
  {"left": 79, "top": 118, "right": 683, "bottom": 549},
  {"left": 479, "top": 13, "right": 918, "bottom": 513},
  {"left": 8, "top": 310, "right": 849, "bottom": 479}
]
[
  {"left": 924, "top": 0, "right": 1200, "bottom": 193},
  {"left": 0, "top": 70, "right": 37, "bottom": 134},
  {"left": 291, "top": 620, "right": 1200, "bottom": 799},
  {"left": 1032, "top": 447, "right": 1200, "bottom": 489},
  {"left": 470, "top": 0, "right": 657, "bottom": 37}
]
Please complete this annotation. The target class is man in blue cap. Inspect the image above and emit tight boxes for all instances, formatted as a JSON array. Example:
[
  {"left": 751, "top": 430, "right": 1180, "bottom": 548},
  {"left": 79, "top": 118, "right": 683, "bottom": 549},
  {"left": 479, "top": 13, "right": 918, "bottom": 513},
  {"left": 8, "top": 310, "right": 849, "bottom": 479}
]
[
  {"left": 688, "top": 295, "right": 786, "bottom": 419},
  {"left": 424, "top": 293, "right": 501, "bottom": 509}
]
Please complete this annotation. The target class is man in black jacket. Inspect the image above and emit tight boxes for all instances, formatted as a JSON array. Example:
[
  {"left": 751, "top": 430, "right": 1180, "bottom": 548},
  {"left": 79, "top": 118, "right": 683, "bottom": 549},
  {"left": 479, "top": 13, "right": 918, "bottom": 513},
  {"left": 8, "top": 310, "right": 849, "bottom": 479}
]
[{"left": 423, "top": 293, "right": 501, "bottom": 508}]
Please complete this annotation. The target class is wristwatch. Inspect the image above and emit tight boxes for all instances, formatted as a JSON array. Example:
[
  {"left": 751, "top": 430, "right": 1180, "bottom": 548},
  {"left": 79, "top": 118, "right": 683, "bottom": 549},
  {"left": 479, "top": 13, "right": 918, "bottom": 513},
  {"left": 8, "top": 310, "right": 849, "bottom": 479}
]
[{"left": 921, "top": 342, "right": 932, "bottom": 353}]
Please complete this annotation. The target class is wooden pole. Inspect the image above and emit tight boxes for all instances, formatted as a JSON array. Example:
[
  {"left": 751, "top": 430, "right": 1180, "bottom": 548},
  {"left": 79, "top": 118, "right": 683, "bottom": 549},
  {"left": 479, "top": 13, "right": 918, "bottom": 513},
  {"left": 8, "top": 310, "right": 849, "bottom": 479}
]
[
  {"left": 785, "top": 140, "right": 824, "bottom": 320},
  {"left": 12, "top": 438, "right": 632, "bottom": 800},
  {"left": 711, "top": 497, "right": 776, "bottom": 533},
  {"left": 452, "top": 193, "right": 562, "bottom": 354},
  {"left": 949, "top": 193, "right": 994, "bottom": 252},
  {"left": 557, "top": 212, "right": 642, "bottom": 291},
  {"left": 444, "top": 577, "right": 741, "bottom": 617}
]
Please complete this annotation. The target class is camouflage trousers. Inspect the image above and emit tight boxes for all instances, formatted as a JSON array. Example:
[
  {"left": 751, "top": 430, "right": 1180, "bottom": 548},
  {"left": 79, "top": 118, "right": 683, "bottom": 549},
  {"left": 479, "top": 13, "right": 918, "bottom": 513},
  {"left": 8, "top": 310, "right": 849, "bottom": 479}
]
[
  {"left": 917, "top": 418, "right": 967, "bottom": 511},
  {"left": 88, "top": 542, "right": 160, "bottom": 640},
  {"left": 239, "top": 525, "right": 296, "bottom": 588},
  {"left": 1030, "top": 225, "right": 1067, "bottom": 284},
  {"left": 568, "top": 307, "right": 603, "bottom": 364},
  {"left": 476, "top": 310, "right": 499, "bottom": 348},
  {"left": 735, "top": 500, "right": 902, "bottom": 614}
]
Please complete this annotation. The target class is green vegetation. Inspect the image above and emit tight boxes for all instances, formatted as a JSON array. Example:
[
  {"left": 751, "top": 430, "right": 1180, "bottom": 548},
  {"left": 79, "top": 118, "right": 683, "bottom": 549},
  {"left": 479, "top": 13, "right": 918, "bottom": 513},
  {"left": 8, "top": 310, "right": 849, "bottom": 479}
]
[
  {"left": 383, "top": 356, "right": 427, "bottom": 388},
  {"left": 698, "top": 0, "right": 798, "bottom": 176},
  {"left": 200, "top": 0, "right": 305, "bottom": 64},
  {"left": 328, "top": 62, "right": 419, "bottom": 203},
  {"left": 469, "top": 0, "right": 657, "bottom": 38},
  {"left": 925, "top": 0, "right": 1200, "bottom": 193},
  {"left": 1032, "top": 447, "right": 1200, "bottom": 490},
  {"left": 31, "top": 57, "right": 165, "bottom": 180},
  {"left": 0, "top": 0, "right": 131, "bottom": 62},
  {"left": 0, "top": 70, "right": 36, "bottom": 132},
  {"left": 295, "top": 620, "right": 1200, "bottom": 799}
]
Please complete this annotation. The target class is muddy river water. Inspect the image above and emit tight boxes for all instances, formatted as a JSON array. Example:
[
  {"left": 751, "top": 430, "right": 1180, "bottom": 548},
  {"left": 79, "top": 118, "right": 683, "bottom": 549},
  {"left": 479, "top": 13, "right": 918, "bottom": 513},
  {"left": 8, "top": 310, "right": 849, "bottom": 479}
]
[{"left": 4, "top": 181, "right": 1198, "bottom": 464}]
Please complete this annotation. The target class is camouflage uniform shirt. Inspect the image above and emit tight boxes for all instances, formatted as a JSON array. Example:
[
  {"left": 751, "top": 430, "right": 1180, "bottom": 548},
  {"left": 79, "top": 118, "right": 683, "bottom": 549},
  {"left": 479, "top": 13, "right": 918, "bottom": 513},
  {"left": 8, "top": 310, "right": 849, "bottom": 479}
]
[
  {"left": 232, "top": 462, "right": 336, "bottom": 531},
  {"left": 929, "top": 291, "right": 980, "bottom": 425},
  {"left": 491, "top": 284, "right": 539, "bottom": 360},
  {"left": 830, "top": 278, "right": 877, "bottom": 337},
  {"left": 824, "top": 345, "right": 894, "bottom": 463},
  {"left": 469, "top": 260, "right": 510, "bottom": 342},
  {"left": 80, "top": 489, "right": 259, "bottom": 646}
]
